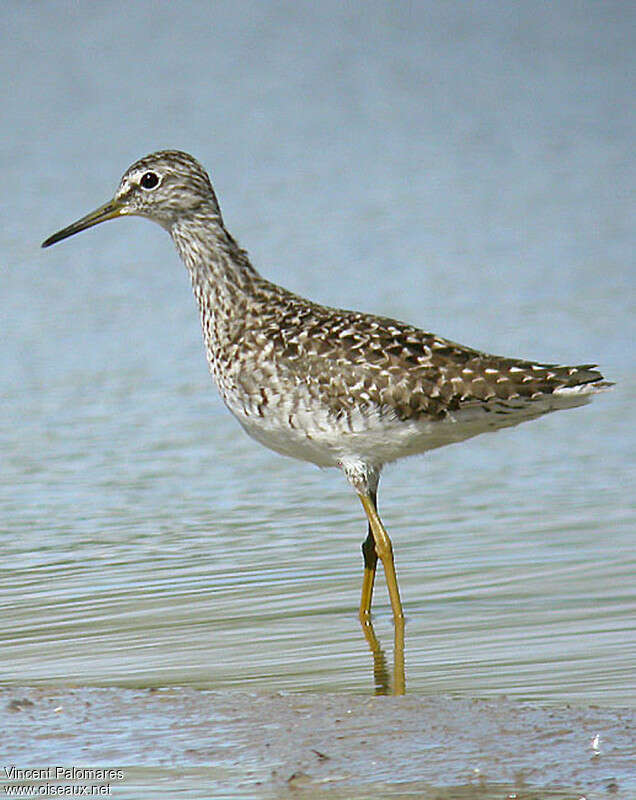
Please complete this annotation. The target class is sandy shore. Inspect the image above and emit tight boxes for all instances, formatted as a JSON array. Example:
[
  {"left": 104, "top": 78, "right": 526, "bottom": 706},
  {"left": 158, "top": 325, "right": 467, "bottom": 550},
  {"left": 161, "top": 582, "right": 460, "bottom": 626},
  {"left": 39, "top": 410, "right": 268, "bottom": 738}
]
[{"left": 2, "top": 687, "right": 633, "bottom": 799}]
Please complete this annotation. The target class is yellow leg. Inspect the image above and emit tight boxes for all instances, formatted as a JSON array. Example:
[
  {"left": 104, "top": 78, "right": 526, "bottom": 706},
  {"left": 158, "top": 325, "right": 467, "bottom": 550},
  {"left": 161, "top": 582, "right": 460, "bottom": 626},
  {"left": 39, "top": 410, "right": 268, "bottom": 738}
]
[
  {"left": 360, "top": 568, "right": 376, "bottom": 620},
  {"left": 359, "top": 524, "right": 377, "bottom": 621},
  {"left": 357, "top": 492, "right": 406, "bottom": 695},
  {"left": 358, "top": 493, "right": 404, "bottom": 623}
]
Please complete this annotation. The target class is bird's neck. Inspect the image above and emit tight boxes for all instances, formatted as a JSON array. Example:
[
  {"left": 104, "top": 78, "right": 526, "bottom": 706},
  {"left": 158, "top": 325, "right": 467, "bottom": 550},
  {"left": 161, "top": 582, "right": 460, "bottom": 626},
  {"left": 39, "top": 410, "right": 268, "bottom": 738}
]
[
  {"left": 170, "top": 214, "right": 261, "bottom": 379},
  {"left": 171, "top": 214, "right": 259, "bottom": 297}
]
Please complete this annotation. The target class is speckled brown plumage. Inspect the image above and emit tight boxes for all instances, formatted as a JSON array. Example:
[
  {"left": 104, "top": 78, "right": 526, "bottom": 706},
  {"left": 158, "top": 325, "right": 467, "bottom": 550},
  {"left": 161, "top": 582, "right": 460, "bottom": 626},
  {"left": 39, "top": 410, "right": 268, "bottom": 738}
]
[{"left": 216, "top": 279, "right": 606, "bottom": 422}]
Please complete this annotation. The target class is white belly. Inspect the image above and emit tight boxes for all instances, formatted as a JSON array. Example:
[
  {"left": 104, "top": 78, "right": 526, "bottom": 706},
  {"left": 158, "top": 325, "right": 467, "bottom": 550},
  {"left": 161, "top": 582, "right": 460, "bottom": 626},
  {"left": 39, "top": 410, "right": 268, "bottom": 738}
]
[{"left": 226, "top": 386, "right": 597, "bottom": 470}]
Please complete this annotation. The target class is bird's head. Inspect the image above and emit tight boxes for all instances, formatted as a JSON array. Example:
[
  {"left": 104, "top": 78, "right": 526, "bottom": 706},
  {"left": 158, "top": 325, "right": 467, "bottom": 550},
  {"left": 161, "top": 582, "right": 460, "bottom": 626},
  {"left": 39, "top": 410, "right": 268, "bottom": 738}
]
[{"left": 42, "top": 150, "right": 221, "bottom": 247}]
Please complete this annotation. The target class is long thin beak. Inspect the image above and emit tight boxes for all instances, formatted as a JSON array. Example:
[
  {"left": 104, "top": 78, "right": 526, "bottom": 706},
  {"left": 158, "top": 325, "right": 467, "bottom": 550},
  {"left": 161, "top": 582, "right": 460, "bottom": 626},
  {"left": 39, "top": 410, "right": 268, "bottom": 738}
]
[{"left": 42, "top": 199, "right": 125, "bottom": 248}]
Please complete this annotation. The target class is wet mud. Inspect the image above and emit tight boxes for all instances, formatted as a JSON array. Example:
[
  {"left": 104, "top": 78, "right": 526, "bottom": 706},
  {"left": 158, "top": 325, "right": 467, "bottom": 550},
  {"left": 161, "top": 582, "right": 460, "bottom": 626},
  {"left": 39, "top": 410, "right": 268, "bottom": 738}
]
[{"left": 2, "top": 687, "right": 633, "bottom": 799}]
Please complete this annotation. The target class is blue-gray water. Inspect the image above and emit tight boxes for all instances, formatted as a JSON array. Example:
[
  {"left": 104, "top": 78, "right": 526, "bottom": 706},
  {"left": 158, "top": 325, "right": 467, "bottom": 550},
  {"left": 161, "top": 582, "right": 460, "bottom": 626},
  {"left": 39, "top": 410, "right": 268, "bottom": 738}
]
[{"left": 1, "top": 0, "right": 634, "bottom": 710}]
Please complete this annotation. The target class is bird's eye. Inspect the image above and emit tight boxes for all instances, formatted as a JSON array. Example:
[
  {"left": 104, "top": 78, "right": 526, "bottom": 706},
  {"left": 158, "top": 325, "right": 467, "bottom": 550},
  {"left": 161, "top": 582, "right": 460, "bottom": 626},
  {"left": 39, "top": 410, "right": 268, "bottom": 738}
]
[{"left": 140, "top": 171, "right": 160, "bottom": 190}]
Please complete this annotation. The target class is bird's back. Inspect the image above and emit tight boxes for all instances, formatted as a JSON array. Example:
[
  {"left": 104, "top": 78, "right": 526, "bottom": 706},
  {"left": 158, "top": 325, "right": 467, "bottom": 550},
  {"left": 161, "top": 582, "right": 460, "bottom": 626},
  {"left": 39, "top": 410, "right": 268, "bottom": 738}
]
[{"left": 204, "top": 277, "right": 610, "bottom": 468}]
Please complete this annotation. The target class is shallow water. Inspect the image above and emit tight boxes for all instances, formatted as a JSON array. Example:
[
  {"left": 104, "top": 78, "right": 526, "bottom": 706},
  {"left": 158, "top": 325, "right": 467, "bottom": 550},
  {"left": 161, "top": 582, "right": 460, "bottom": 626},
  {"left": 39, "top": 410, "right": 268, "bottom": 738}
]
[{"left": 1, "top": 0, "right": 634, "bottom": 713}]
